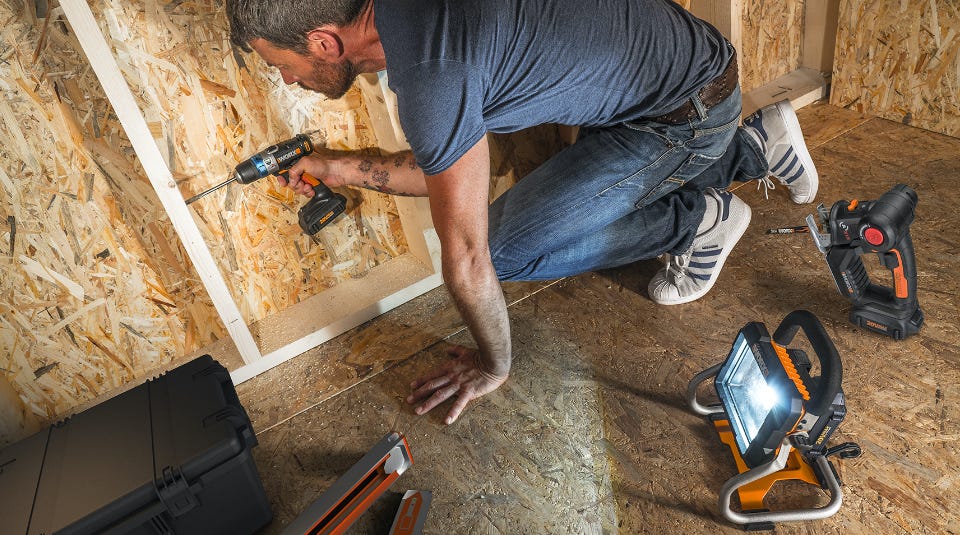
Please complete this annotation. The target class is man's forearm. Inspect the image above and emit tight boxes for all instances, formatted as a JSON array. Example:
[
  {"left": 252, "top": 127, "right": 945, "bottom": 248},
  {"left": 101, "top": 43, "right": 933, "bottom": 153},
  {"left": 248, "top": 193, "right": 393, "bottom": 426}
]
[
  {"left": 341, "top": 151, "right": 428, "bottom": 196},
  {"left": 443, "top": 255, "right": 512, "bottom": 378}
]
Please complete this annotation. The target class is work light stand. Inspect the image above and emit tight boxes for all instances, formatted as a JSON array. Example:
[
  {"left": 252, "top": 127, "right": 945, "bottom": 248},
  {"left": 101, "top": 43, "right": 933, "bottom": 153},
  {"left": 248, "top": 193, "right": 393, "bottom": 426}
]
[{"left": 688, "top": 363, "right": 845, "bottom": 530}]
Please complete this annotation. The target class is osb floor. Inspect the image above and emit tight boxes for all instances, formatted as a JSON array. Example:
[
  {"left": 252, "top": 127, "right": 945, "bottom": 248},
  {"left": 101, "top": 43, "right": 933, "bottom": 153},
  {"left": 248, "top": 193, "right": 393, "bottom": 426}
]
[{"left": 240, "top": 103, "right": 960, "bottom": 534}]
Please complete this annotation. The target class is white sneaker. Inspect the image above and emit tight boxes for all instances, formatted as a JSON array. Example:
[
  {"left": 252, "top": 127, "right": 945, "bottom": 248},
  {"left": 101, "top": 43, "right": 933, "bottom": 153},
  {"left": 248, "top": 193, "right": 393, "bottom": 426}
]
[
  {"left": 648, "top": 188, "right": 751, "bottom": 305},
  {"left": 742, "top": 99, "right": 819, "bottom": 204}
]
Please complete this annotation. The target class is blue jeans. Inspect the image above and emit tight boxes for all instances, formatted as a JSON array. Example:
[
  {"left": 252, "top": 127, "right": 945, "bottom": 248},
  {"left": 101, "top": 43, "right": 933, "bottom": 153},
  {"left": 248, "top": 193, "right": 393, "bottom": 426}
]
[{"left": 488, "top": 85, "right": 768, "bottom": 281}]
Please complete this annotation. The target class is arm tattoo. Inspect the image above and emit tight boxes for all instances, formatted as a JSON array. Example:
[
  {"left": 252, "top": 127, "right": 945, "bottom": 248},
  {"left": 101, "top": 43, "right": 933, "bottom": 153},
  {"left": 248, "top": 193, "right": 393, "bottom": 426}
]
[
  {"left": 372, "top": 170, "right": 390, "bottom": 189},
  {"left": 357, "top": 154, "right": 419, "bottom": 196}
]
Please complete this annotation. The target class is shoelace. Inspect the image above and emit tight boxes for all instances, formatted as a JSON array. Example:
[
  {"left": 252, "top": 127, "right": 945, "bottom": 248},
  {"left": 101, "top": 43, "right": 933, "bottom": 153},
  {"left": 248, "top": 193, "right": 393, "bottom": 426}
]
[
  {"left": 663, "top": 251, "right": 693, "bottom": 282},
  {"left": 757, "top": 176, "right": 776, "bottom": 199}
]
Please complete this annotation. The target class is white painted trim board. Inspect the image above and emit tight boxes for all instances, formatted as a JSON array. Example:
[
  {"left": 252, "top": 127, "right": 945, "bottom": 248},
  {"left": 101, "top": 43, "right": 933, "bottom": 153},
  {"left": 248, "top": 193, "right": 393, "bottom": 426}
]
[{"left": 59, "top": 0, "right": 262, "bottom": 363}]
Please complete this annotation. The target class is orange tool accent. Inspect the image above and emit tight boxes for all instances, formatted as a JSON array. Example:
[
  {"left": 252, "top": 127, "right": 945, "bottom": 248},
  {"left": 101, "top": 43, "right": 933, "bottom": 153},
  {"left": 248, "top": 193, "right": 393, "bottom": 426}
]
[
  {"left": 891, "top": 249, "right": 908, "bottom": 299},
  {"left": 282, "top": 433, "right": 413, "bottom": 535},
  {"left": 301, "top": 172, "right": 321, "bottom": 187},
  {"left": 714, "top": 419, "right": 820, "bottom": 511},
  {"left": 389, "top": 490, "right": 432, "bottom": 535},
  {"left": 771, "top": 342, "right": 810, "bottom": 401}
]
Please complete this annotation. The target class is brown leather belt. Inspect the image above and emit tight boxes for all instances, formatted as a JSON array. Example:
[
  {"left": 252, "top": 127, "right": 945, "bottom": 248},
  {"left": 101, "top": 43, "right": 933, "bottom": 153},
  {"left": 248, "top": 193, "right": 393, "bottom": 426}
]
[{"left": 649, "top": 51, "right": 739, "bottom": 125}]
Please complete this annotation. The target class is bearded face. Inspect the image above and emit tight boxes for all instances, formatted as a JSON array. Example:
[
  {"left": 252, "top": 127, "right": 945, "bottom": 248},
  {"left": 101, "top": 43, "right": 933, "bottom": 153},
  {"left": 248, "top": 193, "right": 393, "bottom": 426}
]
[
  {"left": 304, "top": 54, "right": 358, "bottom": 99},
  {"left": 249, "top": 37, "right": 358, "bottom": 99}
]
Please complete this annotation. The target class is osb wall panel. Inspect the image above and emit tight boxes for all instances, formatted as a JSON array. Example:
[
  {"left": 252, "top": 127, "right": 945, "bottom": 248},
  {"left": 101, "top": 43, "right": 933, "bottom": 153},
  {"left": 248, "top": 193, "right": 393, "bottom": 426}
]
[
  {"left": 86, "top": 0, "right": 407, "bottom": 320},
  {"left": 0, "top": 3, "right": 195, "bottom": 421},
  {"left": 0, "top": 0, "right": 406, "bottom": 423},
  {"left": 0, "top": 0, "right": 806, "bottom": 428},
  {"left": 740, "top": 0, "right": 805, "bottom": 92},
  {"left": 831, "top": 0, "right": 960, "bottom": 137}
]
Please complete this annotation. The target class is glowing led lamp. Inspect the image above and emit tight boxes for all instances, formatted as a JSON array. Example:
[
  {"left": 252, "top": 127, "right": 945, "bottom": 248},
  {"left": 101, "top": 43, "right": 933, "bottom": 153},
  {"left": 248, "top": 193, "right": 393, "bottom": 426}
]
[{"left": 715, "top": 324, "right": 805, "bottom": 469}]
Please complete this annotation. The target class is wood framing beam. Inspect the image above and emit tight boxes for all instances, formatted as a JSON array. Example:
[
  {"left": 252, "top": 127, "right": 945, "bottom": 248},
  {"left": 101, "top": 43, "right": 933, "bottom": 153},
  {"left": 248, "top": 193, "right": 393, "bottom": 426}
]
[
  {"left": 802, "top": 0, "right": 841, "bottom": 73},
  {"left": 742, "top": 67, "right": 829, "bottom": 115},
  {"left": 688, "top": 0, "right": 835, "bottom": 115},
  {"left": 59, "top": 0, "right": 262, "bottom": 364},
  {"left": 59, "top": 10, "right": 447, "bottom": 382},
  {"left": 738, "top": 0, "right": 838, "bottom": 115},
  {"left": 230, "top": 253, "right": 442, "bottom": 384},
  {"left": 227, "top": 75, "right": 444, "bottom": 384},
  {"left": 396, "top": 197, "right": 442, "bottom": 271},
  {"left": 357, "top": 73, "right": 442, "bottom": 273},
  {"left": 688, "top": 0, "right": 743, "bottom": 58}
]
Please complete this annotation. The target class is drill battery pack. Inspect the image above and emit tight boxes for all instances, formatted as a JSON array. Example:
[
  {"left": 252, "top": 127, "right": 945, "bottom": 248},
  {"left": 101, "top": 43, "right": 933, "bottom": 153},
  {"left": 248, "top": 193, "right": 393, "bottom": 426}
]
[{"left": 848, "top": 299, "right": 924, "bottom": 340}]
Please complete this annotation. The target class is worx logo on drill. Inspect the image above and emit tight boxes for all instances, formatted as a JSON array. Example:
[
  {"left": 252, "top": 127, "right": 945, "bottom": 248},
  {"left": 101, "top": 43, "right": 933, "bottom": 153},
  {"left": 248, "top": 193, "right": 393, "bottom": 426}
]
[
  {"left": 840, "top": 270, "right": 856, "bottom": 294},
  {"left": 277, "top": 147, "right": 304, "bottom": 163}
]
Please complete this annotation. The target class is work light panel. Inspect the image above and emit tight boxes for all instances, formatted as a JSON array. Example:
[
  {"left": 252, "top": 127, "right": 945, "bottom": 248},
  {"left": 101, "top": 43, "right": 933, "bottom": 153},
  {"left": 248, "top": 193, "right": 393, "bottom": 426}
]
[{"left": 719, "top": 333, "right": 780, "bottom": 454}]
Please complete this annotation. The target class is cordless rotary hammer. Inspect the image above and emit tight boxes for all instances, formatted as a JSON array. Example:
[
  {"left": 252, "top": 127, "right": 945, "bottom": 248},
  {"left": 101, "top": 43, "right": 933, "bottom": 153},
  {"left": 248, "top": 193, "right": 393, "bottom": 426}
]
[{"left": 806, "top": 184, "right": 923, "bottom": 340}]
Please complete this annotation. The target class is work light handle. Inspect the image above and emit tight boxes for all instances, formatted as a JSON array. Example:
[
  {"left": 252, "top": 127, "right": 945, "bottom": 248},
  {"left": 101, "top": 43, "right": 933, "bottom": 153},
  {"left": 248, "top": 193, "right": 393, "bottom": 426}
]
[{"left": 772, "top": 310, "right": 843, "bottom": 416}]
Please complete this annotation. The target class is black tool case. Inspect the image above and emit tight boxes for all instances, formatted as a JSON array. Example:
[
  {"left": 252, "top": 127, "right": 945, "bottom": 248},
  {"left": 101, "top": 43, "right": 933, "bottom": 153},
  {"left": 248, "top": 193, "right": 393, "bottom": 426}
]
[{"left": 0, "top": 355, "right": 272, "bottom": 535}]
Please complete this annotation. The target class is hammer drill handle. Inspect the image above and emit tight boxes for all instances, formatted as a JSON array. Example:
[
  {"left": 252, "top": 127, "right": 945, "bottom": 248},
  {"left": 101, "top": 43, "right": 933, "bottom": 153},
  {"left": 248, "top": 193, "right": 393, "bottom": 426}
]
[
  {"left": 886, "top": 231, "right": 918, "bottom": 301},
  {"left": 278, "top": 169, "right": 323, "bottom": 189},
  {"left": 827, "top": 241, "right": 916, "bottom": 304},
  {"left": 825, "top": 246, "right": 869, "bottom": 301}
]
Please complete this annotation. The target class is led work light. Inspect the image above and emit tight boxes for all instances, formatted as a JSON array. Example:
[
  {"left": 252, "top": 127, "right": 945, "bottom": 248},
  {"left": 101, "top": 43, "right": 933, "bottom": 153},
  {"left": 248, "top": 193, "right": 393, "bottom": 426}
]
[{"left": 688, "top": 310, "right": 860, "bottom": 529}]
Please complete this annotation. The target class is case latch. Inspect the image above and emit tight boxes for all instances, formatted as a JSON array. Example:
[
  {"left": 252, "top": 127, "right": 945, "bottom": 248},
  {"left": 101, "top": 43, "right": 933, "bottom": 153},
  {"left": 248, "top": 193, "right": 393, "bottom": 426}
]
[{"left": 156, "top": 466, "right": 199, "bottom": 517}]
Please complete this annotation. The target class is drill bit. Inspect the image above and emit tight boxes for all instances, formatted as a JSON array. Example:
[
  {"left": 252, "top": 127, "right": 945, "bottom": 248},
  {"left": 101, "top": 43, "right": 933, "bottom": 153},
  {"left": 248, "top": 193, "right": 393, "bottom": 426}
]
[
  {"left": 765, "top": 226, "right": 809, "bottom": 235},
  {"left": 184, "top": 175, "right": 237, "bottom": 205}
]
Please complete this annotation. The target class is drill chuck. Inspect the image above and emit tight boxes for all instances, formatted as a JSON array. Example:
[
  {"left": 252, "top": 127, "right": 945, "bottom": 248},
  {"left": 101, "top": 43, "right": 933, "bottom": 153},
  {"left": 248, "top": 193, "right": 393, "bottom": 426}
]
[{"left": 233, "top": 158, "right": 267, "bottom": 184}]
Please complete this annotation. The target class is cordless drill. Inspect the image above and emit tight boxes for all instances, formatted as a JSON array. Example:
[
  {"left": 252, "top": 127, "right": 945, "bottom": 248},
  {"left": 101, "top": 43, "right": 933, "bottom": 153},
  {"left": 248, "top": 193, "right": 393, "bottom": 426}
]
[
  {"left": 806, "top": 184, "right": 923, "bottom": 339},
  {"left": 185, "top": 134, "right": 347, "bottom": 234}
]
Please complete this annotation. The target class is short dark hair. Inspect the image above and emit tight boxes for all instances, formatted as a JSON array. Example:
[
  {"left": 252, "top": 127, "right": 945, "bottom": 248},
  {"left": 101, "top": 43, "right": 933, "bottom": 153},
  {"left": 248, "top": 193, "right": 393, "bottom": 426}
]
[{"left": 226, "top": 0, "right": 367, "bottom": 54}]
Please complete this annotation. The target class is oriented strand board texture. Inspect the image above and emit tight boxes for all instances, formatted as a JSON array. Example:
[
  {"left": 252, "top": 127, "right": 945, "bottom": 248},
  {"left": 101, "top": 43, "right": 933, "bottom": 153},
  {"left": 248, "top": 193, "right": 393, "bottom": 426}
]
[
  {"left": 0, "top": 1, "right": 406, "bottom": 424},
  {"left": 0, "top": 0, "right": 819, "bottom": 431},
  {"left": 82, "top": 0, "right": 408, "bottom": 320},
  {"left": 740, "top": 0, "right": 805, "bottom": 92},
  {"left": 0, "top": 3, "right": 192, "bottom": 422},
  {"left": 831, "top": 0, "right": 960, "bottom": 137}
]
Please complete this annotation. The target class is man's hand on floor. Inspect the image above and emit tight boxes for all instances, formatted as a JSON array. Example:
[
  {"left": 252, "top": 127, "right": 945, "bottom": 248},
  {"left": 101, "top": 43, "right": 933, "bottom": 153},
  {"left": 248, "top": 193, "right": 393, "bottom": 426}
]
[{"left": 406, "top": 345, "right": 508, "bottom": 424}]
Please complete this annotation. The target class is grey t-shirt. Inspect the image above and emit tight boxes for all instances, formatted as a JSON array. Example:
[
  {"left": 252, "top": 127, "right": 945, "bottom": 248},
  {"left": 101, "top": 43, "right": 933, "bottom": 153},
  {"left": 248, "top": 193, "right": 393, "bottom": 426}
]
[{"left": 373, "top": 0, "right": 732, "bottom": 175}]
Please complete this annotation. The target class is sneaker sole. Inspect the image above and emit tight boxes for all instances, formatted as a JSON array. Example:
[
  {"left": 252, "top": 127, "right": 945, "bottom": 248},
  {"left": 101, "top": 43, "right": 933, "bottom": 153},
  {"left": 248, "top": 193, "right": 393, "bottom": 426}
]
[
  {"left": 776, "top": 102, "right": 818, "bottom": 204},
  {"left": 654, "top": 202, "right": 752, "bottom": 305}
]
